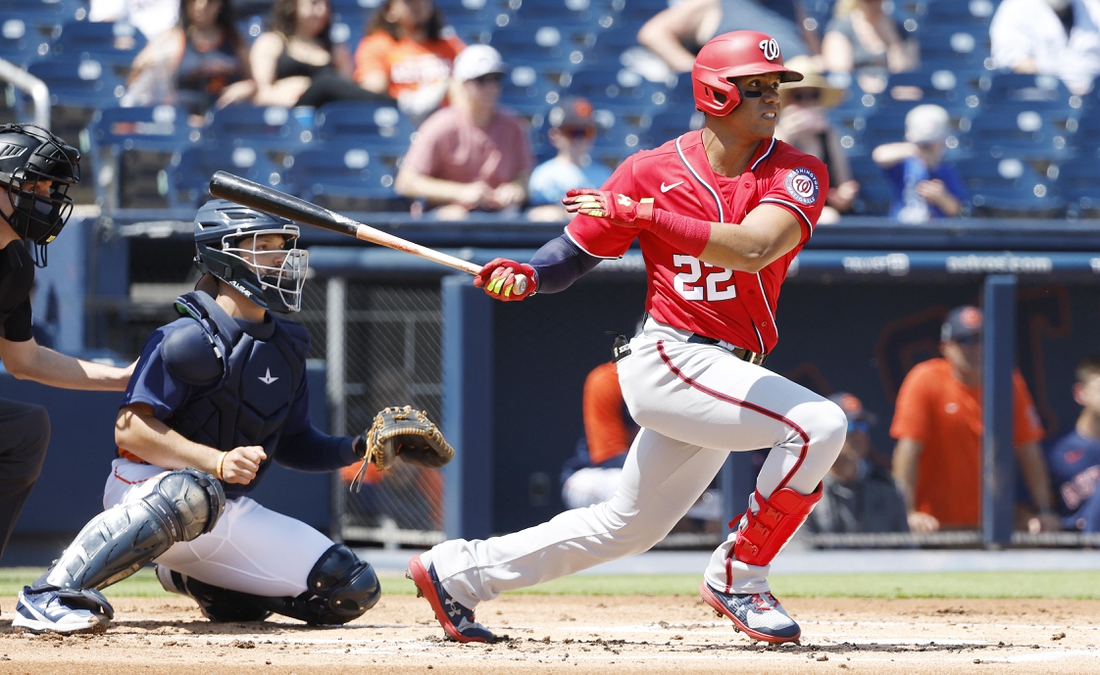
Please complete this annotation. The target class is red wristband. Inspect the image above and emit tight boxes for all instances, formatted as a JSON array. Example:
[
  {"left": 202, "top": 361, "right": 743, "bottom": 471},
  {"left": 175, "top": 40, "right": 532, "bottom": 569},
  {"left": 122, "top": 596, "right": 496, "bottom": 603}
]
[{"left": 648, "top": 209, "right": 712, "bottom": 257}]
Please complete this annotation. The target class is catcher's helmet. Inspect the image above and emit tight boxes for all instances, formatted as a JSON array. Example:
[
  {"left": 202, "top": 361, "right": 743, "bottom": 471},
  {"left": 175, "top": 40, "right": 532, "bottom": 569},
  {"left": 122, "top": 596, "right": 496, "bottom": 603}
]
[
  {"left": 0, "top": 124, "right": 80, "bottom": 267},
  {"left": 692, "top": 31, "right": 804, "bottom": 117},
  {"left": 193, "top": 199, "right": 309, "bottom": 313}
]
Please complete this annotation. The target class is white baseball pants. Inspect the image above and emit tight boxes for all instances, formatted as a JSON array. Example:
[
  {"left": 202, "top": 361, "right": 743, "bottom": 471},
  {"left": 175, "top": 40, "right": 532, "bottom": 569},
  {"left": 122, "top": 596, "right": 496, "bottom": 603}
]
[
  {"left": 104, "top": 458, "right": 335, "bottom": 597},
  {"left": 429, "top": 318, "right": 846, "bottom": 608}
]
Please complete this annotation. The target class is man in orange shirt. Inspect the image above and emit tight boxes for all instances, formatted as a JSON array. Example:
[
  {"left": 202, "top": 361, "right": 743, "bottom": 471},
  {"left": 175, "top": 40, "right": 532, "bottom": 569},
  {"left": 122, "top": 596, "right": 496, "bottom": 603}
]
[{"left": 890, "top": 305, "right": 1060, "bottom": 533}]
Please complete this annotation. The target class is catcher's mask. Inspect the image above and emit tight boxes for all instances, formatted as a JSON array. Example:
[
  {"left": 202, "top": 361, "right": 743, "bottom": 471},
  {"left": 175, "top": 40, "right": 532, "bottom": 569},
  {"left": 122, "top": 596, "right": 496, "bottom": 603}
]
[
  {"left": 0, "top": 123, "right": 81, "bottom": 267},
  {"left": 193, "top": 199, "right": 309, "bottom": 313}
]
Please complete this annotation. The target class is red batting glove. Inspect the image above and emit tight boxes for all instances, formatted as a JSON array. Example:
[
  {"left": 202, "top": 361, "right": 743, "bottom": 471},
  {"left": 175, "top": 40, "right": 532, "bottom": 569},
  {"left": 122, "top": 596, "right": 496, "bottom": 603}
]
[
  {"left": 473, "top": 258, "right": 537, "bottom": 302},
  {"left": 562, "top": 188, "right": 655, "bottom": 226}
]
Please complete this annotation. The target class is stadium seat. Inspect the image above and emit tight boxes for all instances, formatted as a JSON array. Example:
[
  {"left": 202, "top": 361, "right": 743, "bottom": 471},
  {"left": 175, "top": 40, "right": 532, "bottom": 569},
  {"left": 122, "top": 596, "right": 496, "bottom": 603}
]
[
  {"left": 167, "top": 143, "right": 284, "bottom": 208},
  {"left": 878, "top": 69, "right": 981, "bottom": 113},
  {"left": 88, "top": 105, "right": 199, "bottom": 210},
  {"left": 25, "top": 58, "right": 126, "bottom": 203},
  {"left": 955, "top": 156, "right": 1064, "bottom": 218},
  {"left": 314, "top": 101, "right": 413, "bottom": 142},
  {"left": 490, "top": 23, "right": 597, "bottom": 77},
  {"left": 646, "top": 106, "right": 702, "bottom": 146},
  {"left": 434, "top": 0, "right": 514, "bottom": 30},
  {"left": 511, "top": 0, "right": 613, "bottom": 25},
  {"left": 1054, "top": 152, "right": 1100, "bottom": 218},
  {"left": 442, "top": 16, "right": 494, "bottom": 45},
  {"left": 562, "top": 68, "right": 666, "bottom": 124},
  {"left": 0, "top": 14, "right": 52, "bottom": 65},
  {"left": 914, "top": 0, "right": 996, "bottom": 29},
  {"left": 980, "top": 72, "right": 1082, "bottom": 111},
  {"left": 203, "top": 105, "right": 313, "bottom": 164},
  {"left": 846, "top": 155, "right": 894, "bottom": 216},
  {"left": 917, "top": 26, "right": 991, "bottom": 71},
  {"left": 51, "top": 21, "right": 147, "bottom": 79},
  {"left": 960, "top": 106, "right": 1075, "bottom": 162},
  {"left": 285, "top": 144, "right": 411, "bottom": 212}
]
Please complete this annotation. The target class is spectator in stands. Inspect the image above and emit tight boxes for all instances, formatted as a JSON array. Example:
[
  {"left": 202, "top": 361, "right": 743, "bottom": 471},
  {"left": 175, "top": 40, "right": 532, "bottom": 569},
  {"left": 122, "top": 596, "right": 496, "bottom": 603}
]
[
  {"left": 527, "top": 97, "right": 613, "bottom": 222},
  {"left": 821, "top": 0, "right": 918, "bottom": 94},
  {"left": 559, "top": 361, "right": 721, "bottom": 522},
  {"left": 872, "top": 104, "right": 965, "bottom": 224},
  {"left": 774, "top": 56, "right": 858, "bottom": 224},
  {"left": 354, "top": 0, "right": 464, "bottom": 121},
  {"left": 394, "top": 45, "right": 533, "bottom": 220},
  {"left": 251, "top": 0, "right": 385, "bottom": 109},
  {"left": 990, "top": 0, "right": 1100, "bottom": 95},
  {"left": 806, "top": 392, "right": 909, "bottom": 534},
  {"left": 637, "top": 0, "right": 810, "bottom": 75},
  {"left": 122, "top": 0, "right": 257, "bottom": 117},
  {"left": 890, "top": 306, "right": 1060, "bottom": 534},
  {"left": 1044, "top": 355, "right": 1100, "bottom": 532},
  {"left": 91, "top": 0, "right": 180, "bottom": 42}
]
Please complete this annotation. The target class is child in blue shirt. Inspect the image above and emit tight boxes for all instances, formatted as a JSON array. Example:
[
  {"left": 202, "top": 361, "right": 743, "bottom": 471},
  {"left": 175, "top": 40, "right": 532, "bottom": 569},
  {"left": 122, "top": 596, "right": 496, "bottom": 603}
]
[{"left": 872, "top": 104, "right": 967, "bottom": 223}]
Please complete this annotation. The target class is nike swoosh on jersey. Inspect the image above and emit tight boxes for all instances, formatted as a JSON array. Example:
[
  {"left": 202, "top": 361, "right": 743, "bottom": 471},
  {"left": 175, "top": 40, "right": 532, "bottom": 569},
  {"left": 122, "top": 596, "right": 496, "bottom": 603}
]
[{"left": 660, "top": 181, "right": 684, "bottom": 193}]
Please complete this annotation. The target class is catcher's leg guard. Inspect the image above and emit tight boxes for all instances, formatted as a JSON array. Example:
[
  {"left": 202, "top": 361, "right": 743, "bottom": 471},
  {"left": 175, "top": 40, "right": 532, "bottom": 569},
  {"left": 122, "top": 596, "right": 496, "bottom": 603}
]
[
  {"left": 731, "top": 483, "right": 823, "bottom": 567},
  {"left": 41, "top": 469, "right": 225, "bottom": 593},
  {"left": 156, "top": 566, "right": 273, "bottom": 622},
  {"left": 258, "top": 544, "right": 380, "bottom": 625}
]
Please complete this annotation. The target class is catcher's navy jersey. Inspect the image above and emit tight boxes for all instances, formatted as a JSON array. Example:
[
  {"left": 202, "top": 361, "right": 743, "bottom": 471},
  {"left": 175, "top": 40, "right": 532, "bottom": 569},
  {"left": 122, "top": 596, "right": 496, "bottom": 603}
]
[{"left": 1045, "top": 430, "right": 1100, "bottom": 531}]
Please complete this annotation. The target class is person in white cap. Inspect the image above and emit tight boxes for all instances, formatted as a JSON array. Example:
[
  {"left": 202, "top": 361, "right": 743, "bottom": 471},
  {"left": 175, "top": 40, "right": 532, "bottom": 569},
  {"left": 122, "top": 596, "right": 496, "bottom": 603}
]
[
  {"left": 394, "top": 44, "right": 533, "bottom": 220},
  {"left": 871, "top": 104, "right": 965, "bottom": 224}
]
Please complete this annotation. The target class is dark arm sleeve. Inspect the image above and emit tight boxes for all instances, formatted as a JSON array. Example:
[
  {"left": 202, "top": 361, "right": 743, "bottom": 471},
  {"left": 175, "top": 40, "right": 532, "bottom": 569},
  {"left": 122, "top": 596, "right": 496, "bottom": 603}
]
[
  {"left": 275, "top": 426, "right": 359, "bottom": 472},
  {"left": 529, "top": 234, "right": 602, "bottom": 294},
  {"left": 273, "top": 369, "right": 359, "bottom": 471}
]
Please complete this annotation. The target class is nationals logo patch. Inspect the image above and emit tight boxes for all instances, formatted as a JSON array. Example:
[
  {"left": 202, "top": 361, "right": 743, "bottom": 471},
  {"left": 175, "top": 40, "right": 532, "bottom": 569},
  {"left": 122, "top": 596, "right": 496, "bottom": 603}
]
[{"left": 784, "top": 168, "right": 819, "bottom": 205}]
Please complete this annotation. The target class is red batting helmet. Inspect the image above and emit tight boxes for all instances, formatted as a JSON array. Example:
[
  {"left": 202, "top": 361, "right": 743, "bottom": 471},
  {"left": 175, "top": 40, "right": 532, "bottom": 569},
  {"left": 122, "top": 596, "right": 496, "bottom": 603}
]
[{"left": 692, "top": 31, "right": 804, "bottom": 117}]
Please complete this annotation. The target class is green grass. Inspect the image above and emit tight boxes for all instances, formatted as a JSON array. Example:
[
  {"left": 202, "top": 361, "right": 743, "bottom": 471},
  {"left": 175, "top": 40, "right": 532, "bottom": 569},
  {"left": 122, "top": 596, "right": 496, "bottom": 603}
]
[{"left": 4, "top": 568, "right": 1099, "bottom": 600}]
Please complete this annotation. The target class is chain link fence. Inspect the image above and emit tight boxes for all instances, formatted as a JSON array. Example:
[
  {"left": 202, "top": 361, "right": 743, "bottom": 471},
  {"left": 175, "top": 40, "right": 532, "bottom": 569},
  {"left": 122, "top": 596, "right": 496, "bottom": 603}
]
[{"left": 302, "top": 276, "right": 447, "bottom": 547}]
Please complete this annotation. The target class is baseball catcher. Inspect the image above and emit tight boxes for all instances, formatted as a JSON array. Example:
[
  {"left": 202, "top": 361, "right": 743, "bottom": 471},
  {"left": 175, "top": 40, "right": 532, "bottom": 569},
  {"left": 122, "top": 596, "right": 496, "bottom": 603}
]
[{"left": 14, "top": 200, "right": 450, "bottom": 633}]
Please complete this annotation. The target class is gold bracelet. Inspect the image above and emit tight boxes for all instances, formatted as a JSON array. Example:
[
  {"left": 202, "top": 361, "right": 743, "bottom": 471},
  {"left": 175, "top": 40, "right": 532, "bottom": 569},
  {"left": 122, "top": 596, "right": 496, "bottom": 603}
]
[{"left": 215, "top": 452, "right": 227, "bottom": 481}]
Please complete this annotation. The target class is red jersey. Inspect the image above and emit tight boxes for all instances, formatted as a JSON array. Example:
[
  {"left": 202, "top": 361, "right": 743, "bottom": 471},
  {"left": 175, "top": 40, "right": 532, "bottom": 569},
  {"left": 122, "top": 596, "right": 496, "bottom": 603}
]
[{"left": 566, "top": 131, "right": 828, "bottom": 353}]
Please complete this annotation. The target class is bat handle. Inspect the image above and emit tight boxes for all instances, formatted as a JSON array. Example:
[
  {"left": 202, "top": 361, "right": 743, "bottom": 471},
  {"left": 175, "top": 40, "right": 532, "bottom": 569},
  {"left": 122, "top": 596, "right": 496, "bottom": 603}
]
[{"left": 513, "top": 274, "right": 528, "bottom": 296}]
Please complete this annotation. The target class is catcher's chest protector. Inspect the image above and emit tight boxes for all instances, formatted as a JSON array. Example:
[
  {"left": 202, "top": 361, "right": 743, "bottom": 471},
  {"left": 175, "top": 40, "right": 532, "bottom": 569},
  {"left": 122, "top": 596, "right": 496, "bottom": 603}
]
[{"left": 169, "top": 292, "right": 308, "bottom": 496}]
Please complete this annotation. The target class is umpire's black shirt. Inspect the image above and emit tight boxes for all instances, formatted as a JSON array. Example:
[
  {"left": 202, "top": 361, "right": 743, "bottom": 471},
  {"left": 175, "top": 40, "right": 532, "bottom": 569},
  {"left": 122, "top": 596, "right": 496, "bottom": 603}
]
[{"left": 0, "top": 239, "right": 34, "bottom": 342}]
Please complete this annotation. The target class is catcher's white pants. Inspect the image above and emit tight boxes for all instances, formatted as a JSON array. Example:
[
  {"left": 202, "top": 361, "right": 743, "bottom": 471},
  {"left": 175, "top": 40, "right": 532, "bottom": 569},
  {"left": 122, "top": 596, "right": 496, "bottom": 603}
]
[
  {"left": 104, "top": 458, "right": 335, "bottom": 597},
  {"left": 429, "top": 319, "right": 846, "bottom": 608}
]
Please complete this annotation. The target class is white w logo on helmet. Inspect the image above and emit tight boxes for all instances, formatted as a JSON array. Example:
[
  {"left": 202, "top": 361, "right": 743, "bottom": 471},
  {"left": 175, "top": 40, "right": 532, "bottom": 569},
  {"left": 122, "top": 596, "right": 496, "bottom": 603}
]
[{"left": 758, "top": 38, "right": 780, "bottom": 61}]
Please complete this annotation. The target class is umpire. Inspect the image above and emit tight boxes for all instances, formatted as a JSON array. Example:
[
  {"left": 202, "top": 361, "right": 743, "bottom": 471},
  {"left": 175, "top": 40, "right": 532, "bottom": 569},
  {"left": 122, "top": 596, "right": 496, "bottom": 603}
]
[{"left": 0, "top": 124, "right": 133, "bottom": 559}]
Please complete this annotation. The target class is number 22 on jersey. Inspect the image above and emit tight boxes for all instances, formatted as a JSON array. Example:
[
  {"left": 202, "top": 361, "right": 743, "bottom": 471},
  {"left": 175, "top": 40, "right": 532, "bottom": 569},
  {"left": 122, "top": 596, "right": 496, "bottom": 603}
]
[{"left": 672, "top": 254, "right": 736, "bottom": 301}]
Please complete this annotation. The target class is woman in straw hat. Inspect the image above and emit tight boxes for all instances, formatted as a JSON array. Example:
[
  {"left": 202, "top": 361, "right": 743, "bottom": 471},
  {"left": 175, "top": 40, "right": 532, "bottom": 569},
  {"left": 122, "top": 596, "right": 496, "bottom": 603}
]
[{"left": 774, "top": 56, "right": 859, "bottom": 223}]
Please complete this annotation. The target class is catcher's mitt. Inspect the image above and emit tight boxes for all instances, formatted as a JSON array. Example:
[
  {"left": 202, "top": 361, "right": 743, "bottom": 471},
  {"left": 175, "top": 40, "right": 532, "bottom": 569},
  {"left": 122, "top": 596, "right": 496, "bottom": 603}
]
[{"left": 351, "top": 405, "right": 454, "bottom": 492}]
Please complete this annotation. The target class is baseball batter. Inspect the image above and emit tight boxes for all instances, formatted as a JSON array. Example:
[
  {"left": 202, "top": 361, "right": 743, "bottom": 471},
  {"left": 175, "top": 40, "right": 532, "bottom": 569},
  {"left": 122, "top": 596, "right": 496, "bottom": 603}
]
[
  {"left": 14, "top": 201, "right": 384, "bottom": 633},
  {"left": 408, "top": 31, "right": 846, "bottom": 644}
]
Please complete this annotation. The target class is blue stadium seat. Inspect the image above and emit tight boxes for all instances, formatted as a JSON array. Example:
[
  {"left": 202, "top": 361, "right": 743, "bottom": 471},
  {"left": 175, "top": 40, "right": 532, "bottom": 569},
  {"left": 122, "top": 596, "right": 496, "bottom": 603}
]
[
  {"left": 1055, "top": 152, "right": 1100, "bottom": 218},
  {"left": 917, "top": 26, "right": 991, "bottom": 71},
  {"left": 914, "top": 0, "right": 996, "bottom": 29},
  {"left": 646, "top": 106, "right": 702, "bottom": 146},
  {"left": 499, "top": 65, "right": 558, "bottom": 122},
  {"left": 846, "top": 155, "right": 894, "bottom": 216},
  {"left": 434, "top": 0, "right": 513, "bottom": 29},
  {"left": 167, "top": 143, "right": 284, "bottom": 208},
  {"left": 52, "top": 21, "right": 147, "bottom": 78},
  {"left": 960, "top": 106, "right": 1075, "bottom": 161},
  {"left": 563, "top": 68, "right": 666, "bottom": 119},
  {"left": 0, "top": 0, "right": 84, "bottom": 18},
  {"left": 511, "top": 0, "right": 613, "bottom": 25},
  {"left": 490, "top": 23, "right": 597, "bottom": 76},
  {"left": 88, "top": 105, "right": 198, "bottom": 210},
  {"left": 955, "top": 156, "right": 1064, "bottom": 217},
  {"left": 285, "top": 144, "right": 411, "bottom": 212},
  {"left": 203, "top": 105, "right": 313, "bottom": 163},
  {"left": 27, "top": 58, "right": 126, "bottom": 108},
  {"left": 314, "top": 101, "right": 413, "bottom": 142},
  {"left": 878, "top": 69, "right": 981, "bottom": 113},
  {"left": 442, "top": 17, "right": 494, "bottom": 45},
  {"left": 980, "top": 73, "right": 1082, "bottom": 112},
  {"left": 0, "top": 14, "right": 52, "bottom": 65}
]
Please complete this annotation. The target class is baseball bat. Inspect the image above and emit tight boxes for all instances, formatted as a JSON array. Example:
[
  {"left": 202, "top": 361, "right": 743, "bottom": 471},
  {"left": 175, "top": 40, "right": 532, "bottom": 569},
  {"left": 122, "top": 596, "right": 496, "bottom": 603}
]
[{"left": 207, "top": 171, "right": 527, "bottom": 294}]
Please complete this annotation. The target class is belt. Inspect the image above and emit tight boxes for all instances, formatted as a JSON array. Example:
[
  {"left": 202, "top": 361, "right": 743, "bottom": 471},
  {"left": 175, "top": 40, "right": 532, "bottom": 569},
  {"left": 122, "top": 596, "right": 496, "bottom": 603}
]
[{"left": 686, "top": 334, "right": 768, "bottom": 365}]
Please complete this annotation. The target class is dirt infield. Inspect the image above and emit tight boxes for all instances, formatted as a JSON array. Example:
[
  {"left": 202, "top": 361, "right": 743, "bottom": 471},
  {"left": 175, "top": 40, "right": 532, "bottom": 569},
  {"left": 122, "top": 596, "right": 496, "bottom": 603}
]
[{"left": 2, "top": 595, "right": 1099, "bottom": 674}]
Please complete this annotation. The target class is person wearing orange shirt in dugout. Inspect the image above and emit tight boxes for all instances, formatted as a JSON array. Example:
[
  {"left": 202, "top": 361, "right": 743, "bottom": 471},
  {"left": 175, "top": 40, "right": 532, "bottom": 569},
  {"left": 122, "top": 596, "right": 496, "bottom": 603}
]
[
  {"left": 890, "top": 305, "right": 1061, "bottom": 534},
  {"left": 560, "top": 361, "right": 722, "bottom": 521},
  {"left": 354, "top": 0, "right": 464, "bottom": 120}
]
